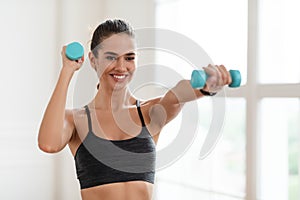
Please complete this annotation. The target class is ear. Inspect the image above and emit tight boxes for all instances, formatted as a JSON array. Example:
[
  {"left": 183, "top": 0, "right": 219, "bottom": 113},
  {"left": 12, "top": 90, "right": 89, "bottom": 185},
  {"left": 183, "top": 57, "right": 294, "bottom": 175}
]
[{"left": 89, "top": 52, "right": 97, "bottom": 71}]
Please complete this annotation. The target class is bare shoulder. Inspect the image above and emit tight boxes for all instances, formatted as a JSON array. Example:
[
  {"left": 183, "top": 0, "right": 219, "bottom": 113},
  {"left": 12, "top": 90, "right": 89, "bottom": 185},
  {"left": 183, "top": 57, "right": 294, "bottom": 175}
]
[
  {"left": 136, "top": 97, "right": 162, "bottom": 123},
  {"left": 64, "top": 107, "right": 87, "bottom": 135},
  {"left": 140, "top": 94, "right": 182, "bottom": 126},
  {"left": 139, "top": 97, "right": 162, "bottom": 108},
  {"left": 65, "top": 107, "right": 86, "bottom": 119},
  {"left": 65, "top": 107, "right": 88, "bottom": 155}
]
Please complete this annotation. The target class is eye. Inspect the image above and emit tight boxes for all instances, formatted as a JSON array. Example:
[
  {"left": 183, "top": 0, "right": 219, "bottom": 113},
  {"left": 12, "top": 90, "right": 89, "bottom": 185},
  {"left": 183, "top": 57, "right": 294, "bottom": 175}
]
[
  {"left": 125, "top": 57, "right": 135, "bottom": 61},
  {"left": 106, "top": 56, "right": 117, "bottom": 61}
]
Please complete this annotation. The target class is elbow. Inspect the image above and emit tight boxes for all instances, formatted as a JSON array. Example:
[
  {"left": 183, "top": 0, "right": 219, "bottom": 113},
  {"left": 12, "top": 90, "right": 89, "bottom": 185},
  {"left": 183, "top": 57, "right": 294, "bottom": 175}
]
[
  {"left": 38, "top": 142, "right": 61, "bottom": 153},
  {"left": 38, "top": 129, "right": 64, "bottom": 153}
]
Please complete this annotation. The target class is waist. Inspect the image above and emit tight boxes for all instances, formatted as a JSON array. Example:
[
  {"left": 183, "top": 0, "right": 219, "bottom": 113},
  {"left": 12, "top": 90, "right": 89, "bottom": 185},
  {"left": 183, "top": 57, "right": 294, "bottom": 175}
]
[{"left": 81, "top": 181, "right": 153, "bottom": 200}]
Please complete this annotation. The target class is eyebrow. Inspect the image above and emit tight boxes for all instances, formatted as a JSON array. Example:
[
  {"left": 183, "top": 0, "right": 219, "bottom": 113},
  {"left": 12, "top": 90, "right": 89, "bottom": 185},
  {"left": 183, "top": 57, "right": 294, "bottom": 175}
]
[{"left": 104, "top": 51, "right": 136, "bottom": 56}]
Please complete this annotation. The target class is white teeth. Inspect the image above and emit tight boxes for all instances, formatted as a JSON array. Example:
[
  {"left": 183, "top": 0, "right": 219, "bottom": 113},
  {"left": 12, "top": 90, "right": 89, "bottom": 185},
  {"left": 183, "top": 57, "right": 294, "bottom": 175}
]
[{"left": 113, "top": 75, "right": 126, "bottom": 79}]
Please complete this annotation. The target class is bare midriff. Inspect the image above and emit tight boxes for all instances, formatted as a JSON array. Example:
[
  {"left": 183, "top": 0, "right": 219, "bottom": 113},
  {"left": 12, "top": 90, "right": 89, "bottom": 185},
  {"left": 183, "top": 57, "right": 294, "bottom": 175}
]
[{"left": 80, "top": 181, "right": 153, "bottom": 200}]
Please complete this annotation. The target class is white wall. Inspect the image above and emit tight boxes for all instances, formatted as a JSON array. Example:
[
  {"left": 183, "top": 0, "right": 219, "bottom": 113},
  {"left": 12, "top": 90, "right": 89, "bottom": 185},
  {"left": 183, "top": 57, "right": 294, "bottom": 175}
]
[
  {"left": 0, "top": 0, "right": 155, "bottom": 199},
  {"left": 0, "top": 1, "right": 58, "bottom": 199}
]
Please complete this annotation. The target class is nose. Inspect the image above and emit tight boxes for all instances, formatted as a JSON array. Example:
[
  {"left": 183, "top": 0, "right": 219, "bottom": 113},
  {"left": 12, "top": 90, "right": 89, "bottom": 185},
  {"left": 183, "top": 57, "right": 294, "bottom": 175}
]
[{"left": 115, "top": 57, "right": 127, "bottom": 71}]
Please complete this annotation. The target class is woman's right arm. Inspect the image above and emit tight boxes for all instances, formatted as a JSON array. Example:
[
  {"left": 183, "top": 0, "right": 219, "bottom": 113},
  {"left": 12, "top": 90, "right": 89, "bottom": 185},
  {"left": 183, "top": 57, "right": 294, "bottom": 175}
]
[{"left": 38, "top": 46, "right": 83, "bottom": 153}]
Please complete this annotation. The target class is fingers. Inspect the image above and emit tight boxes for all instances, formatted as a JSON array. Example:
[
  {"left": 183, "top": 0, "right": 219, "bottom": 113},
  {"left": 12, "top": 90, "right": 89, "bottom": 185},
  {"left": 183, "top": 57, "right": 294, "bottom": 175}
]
[
  {"left": 61, "top": 45, "right": 84, "bottom": 72},
  {"left": 73, "top": 57, "right": 84, "bottom": 70},
  {"left": 202, "top": 64, "right": 232, "bottom": 92},
  {"left": 205, "top": 64, "right": 231, "bottom": 85},
  {"left": 203, "top": 64, "right": 222, "bottom": 92},
  {"left": 218, "top": 65, "right": 232, "bottom": 85},
  {"left": 203, "top": 64, "right": 218, "bottom": 76},
  {"left": 76, "top": 56, "right": 84, "bottom": 64}
]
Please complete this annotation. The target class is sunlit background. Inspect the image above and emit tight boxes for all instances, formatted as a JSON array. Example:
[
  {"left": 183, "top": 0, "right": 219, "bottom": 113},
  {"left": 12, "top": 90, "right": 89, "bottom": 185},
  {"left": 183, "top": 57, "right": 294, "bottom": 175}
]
[{"left": 0, "top": 0, "right": 299, "bottom": 200}]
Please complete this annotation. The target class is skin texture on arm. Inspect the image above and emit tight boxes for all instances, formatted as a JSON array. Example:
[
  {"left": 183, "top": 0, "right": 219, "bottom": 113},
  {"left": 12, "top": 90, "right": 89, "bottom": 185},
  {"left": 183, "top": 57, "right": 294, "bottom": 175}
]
[
  {"left": 38, "top": 46, "right": 84, "bottom": 153},
  {"left": 149, "top": 64, "right": 232, "bottom": 128}
]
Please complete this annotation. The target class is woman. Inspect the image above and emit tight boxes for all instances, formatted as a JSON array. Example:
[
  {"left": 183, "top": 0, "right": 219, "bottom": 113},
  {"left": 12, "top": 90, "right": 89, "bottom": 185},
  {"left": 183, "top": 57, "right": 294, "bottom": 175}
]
[{"left": 38, "top": 19, "right": 231, "bottom": 200}]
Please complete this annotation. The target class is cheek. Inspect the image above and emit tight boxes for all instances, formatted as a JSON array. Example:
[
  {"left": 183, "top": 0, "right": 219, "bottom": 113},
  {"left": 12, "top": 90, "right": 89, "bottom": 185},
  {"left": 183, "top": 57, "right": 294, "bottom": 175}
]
[
  {"left": 129, "top": 62, "right": 137, "bottom": 72},
  {"left": 96, "top": 60, "right": 112, "bottom": 74},
  {"left": 94, "top": 64, "right": 106, "bottom": 79}
]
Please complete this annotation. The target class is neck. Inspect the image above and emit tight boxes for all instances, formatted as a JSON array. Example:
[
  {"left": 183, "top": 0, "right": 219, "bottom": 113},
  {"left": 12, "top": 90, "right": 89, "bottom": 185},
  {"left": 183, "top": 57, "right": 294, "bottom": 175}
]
[{"left": 92, "top": 86, "right": 135, "bottom": 111}]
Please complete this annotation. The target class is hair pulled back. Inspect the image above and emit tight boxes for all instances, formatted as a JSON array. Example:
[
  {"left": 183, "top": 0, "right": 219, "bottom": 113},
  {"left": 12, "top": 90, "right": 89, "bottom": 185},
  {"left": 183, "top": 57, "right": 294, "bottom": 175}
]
[{"left": 90, "top": 19, "right": 135, "bottom": 57}]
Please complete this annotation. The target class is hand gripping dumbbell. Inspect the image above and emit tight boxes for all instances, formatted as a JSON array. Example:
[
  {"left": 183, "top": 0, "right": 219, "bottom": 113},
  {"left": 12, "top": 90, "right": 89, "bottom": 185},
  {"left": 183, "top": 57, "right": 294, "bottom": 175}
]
[
  {"left": 190, "top": 69, "right": 241, "bottom": 89},
  {"left": 65, "top": 42, "right": 84, "bottom": 61}
]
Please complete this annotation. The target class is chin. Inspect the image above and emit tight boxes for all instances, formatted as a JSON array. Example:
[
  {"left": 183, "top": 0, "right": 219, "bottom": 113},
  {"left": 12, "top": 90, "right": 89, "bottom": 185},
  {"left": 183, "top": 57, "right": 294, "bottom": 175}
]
[
  {"left": 113, "top": 78, "right": 133, "bottom": 91},
  {"left": 112, "top": 81, "right": 130, "bottom": 91}
]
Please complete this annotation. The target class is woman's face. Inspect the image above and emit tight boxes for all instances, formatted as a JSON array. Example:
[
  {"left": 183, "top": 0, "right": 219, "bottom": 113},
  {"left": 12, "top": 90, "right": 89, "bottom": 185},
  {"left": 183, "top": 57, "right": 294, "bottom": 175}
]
[{"left": 91, "top": 33, "right": 137, "bottom": 91}]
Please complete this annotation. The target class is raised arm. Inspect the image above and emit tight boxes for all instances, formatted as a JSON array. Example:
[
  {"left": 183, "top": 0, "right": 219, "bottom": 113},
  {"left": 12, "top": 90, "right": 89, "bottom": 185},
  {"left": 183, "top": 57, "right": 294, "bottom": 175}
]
[
  {"left": 149, "top": 64, "right": 231, "bottom": 126},
  {"left": 38, "top": 46, "right": 83, "bottom": 153}
]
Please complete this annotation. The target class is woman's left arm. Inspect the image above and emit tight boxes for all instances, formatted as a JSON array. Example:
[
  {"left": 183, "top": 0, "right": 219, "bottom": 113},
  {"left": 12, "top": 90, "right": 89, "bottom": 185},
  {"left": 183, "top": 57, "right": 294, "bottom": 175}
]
[{"left": 149, "top": 64, "right": 232, "bottom": 125}]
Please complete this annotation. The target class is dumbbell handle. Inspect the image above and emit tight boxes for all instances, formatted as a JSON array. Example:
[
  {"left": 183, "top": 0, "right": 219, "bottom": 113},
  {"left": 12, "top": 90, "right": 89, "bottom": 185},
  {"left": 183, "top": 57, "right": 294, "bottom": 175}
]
[
  {"left": 190, "top": 69, "right": 241, "bottom": 88},
  {"left": 65, "top": 42, "right": 84, "bottom": 61}
]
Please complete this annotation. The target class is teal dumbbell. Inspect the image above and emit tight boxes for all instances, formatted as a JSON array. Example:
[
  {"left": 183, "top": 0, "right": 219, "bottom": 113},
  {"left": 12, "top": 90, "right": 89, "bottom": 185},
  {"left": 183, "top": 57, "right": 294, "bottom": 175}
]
[
  {"left": 65, "top": 42, "right": 84, "bottom": 61},
  {"left": 190, "top": 69, "right": 241, "bottom": 88}
]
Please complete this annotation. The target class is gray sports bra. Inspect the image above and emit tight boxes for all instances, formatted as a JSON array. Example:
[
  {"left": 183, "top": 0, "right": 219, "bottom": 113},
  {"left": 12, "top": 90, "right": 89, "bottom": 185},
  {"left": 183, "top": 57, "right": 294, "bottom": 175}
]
[{"left": 74, "top": 100, "right": 156, "bottom": 189}]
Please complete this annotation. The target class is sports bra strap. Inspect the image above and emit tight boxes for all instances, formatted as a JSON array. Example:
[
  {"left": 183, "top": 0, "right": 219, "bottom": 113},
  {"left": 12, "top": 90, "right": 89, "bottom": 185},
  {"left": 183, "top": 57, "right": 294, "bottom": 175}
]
[
  {"left": 84, "top": 105, "right": 93, "bottom": 132},
  {"left": 136, "top": 100, "right": 146, "bottom": 127},
  {"left": 84, "top": 102, "right": 145, "bottom": 131}
]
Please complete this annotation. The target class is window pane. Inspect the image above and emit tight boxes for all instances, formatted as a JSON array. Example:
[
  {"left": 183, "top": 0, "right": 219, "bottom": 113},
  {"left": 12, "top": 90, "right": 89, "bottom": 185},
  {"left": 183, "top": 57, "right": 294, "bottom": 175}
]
[
  {"left": 155, "top": 98, "right": 246, "bottom": 199},
  {"left": 209, "top": 98, "right": 246, "bottom": 197},
  {"left": 156, "top": 0, "right": 248, "bottom": 85},
  {"left": 258, "top": 0, "right": 300, "bottom": 83},
  {"left": 155, "top": 1, "right": 247, "bottom": 199},
  {"left": 259, "top": 98, "right": 300, "bottom": 200}
]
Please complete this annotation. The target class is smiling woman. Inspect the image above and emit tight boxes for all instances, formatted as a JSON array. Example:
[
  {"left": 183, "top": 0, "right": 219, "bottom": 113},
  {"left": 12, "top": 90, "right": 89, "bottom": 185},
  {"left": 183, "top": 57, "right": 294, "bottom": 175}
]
[
  {"left": 93, "top": 34, "right": 137, "bottom": 90},
  {"left": 37, "top": 18, "right": 232, "bottom": 200}
]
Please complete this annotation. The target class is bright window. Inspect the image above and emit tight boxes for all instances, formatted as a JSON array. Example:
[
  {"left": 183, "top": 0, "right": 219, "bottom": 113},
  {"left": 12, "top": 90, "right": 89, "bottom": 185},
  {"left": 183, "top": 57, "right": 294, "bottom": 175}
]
[
  {"left": 155, "top": 0, "right": 247, "bottom": 199},
  {"left": 258, "top": 0, "right": 300, "bottom": 83},
  {"left": 155, "top": 0, "right": 300, "bottom": 200},
  {"left": 156, "top": 0, "right": 248, "bottom": 84},
  {"left": 259, "top": 99, "right": 300, "bottom": 200}
]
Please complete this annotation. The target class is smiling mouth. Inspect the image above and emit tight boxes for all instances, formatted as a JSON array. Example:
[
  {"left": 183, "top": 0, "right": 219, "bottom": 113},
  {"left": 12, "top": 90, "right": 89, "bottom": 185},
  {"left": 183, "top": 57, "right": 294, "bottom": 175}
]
[{"left": 110, "top": 74, "right": 128, "bottom": 82}]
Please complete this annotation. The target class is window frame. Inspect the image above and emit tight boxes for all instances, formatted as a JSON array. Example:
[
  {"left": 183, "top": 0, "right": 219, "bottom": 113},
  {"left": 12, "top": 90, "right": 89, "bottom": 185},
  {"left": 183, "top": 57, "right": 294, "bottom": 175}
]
[{"left": 155, "top": 0, "right": 300, "bottom": 199}]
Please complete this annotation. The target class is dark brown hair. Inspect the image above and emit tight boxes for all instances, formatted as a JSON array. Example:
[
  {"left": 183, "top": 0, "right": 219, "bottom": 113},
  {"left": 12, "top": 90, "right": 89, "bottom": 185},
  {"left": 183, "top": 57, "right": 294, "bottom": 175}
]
[{"left": 91, "top": 19, "right": 135, "bottom": 58}]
